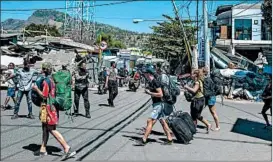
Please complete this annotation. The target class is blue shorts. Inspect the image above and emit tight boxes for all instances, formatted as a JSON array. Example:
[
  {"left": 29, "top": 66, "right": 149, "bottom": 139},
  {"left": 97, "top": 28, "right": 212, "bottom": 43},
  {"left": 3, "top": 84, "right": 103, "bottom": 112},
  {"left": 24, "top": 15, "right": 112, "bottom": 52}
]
[
  {"left": 206, "top": 96, "right": 216, "bottom": 106},
  {"left": 150, "top": 102, "right": 173, "bottom": 120},
  {"left": 7, "top": 87, "right": 16, "bottom": 97}
]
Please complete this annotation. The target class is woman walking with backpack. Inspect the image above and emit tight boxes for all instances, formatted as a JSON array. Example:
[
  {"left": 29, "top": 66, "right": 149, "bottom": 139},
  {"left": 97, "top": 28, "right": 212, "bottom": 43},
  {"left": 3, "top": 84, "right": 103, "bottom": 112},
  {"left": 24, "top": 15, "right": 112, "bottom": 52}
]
[
  {"left": 184, "top": 69, "right": 211, "bottom": 133},
  {"left": 32, "top": 62, "right": 76, "bottom": 160},
  {"left": 203, "top": 68, "right": 220, "bottom": 131}
]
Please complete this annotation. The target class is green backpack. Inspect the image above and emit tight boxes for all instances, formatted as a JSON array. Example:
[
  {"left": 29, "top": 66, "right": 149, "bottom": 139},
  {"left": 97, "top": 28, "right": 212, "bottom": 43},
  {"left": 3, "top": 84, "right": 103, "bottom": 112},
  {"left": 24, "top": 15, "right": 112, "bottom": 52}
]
[{"left": 52, "top": 70, "right": 72, "bottom": 111}]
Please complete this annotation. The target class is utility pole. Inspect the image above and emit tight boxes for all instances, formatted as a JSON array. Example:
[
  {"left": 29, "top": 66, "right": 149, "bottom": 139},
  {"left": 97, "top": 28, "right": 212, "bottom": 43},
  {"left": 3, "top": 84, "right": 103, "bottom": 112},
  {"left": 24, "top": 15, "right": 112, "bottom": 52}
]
[
  {"left": 203, "top": 0, "right": 210, "bottom": 74},
  {"left": 196, "top": 0, "right": 199, "bottom": 42},
  {"left": 80, "top": 1, "right": 84, "bottom": 43},
  {"left": 171, "top": 0, "right": 192, "bottom": 68}
]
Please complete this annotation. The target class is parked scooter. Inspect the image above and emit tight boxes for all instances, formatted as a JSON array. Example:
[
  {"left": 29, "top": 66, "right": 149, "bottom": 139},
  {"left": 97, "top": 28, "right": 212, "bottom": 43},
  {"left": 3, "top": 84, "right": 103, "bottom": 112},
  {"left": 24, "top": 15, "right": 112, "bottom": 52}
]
[{"left": 128, "top": 69, "right": 141, "bottom": 92}]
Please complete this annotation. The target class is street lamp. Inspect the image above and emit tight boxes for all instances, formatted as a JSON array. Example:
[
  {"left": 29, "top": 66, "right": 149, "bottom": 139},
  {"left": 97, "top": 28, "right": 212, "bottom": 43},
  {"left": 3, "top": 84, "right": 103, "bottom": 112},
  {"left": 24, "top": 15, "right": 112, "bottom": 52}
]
[{"left": 132, "top": 19, "right": 164, "bottom": 24}]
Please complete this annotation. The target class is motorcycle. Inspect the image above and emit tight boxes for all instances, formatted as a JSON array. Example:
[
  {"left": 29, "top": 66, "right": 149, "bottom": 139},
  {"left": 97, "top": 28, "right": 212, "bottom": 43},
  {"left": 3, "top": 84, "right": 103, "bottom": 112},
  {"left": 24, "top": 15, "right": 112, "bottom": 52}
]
[
  {"left": 128, "top": 70, "right": 141, "bottom": 92},
  {"left": 97, "top": 71, "right": 107, "bottom": 95}
]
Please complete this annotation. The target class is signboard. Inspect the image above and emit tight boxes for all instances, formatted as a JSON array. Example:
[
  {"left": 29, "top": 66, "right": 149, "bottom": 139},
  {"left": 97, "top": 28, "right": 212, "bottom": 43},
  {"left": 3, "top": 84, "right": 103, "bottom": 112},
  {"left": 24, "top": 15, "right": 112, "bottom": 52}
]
[
  {"left": 100, "top": 41, "right": 107, "bottom": 50},
  {"left": 198, "top": 38, "right": 205, "bottom": 61}
]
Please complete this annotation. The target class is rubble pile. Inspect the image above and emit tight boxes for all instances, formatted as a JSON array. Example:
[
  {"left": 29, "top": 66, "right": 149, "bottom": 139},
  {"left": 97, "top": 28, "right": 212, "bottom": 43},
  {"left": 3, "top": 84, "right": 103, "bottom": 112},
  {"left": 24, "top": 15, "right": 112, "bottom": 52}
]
[{"left": 212, "top": 68, "right": 269, "bottom": 102}]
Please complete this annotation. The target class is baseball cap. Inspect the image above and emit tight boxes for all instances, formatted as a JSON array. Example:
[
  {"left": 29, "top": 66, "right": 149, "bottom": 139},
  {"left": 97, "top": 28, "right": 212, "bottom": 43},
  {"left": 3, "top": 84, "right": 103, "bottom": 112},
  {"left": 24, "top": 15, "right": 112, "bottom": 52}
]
[
  {"left": 142, "top": 64, "right": 155, "bottom": 74},
  {"left": 42, "top": 62, "right": 52, "bottom": 70}
]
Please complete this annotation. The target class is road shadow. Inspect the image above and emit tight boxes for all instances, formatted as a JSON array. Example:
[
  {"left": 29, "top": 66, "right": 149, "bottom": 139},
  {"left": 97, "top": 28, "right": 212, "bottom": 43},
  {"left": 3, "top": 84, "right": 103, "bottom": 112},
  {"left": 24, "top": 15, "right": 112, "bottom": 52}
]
[
  {"left": 98, "top": 104, "right": 111, "bottom": 107},
  {"left": 158, "top": 138, "right": 191, "bottom": 145},
  {"left": 2, "top": 115, "right": 30, "bottom": 118},
  {"left": 231, "top": 118, "right": 272, "bottom": 141},
  {"left": 197, "top": 125, "right": 206, "bottom": 129},
  {"left": 22, "top": 144, "right": 62, "bottom": 157},
  {"left": 122, "top": 135, "right": 159, "bottom": 146},
  {"left": 135, "top": 127, "right": 165, "bottom": 136},
  {"left": 126, "top": 90, "right": 136, "bottom": 92}
]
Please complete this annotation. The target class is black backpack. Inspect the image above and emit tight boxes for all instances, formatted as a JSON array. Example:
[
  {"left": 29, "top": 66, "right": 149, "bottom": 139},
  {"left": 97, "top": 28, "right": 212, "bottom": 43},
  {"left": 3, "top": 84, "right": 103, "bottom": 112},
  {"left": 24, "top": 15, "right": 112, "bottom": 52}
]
[{"left": 202, "top": 77, "right": 216, "bottom": 98}]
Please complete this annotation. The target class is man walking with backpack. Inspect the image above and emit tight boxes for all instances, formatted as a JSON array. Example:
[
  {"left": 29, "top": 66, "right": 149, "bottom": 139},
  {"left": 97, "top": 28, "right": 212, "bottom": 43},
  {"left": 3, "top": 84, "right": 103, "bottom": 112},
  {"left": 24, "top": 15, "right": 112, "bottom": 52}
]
[
  {"left": 203, "top": 68, "right": 220, "bottom": 131},
  {"left": 137, "top": 65, "right": 173, "bottom": 146},
  {"left": 32, "top": 62, "right": 76, "bottom": 160},
  {"left": 73, "top": 62, "right": 91, "bottom": 118},
  {"left": 105, "top": 61, "right": 119, "bottom": 107},
  {"left": 6, "top": 59, "right": 38, "bottom": 119}
]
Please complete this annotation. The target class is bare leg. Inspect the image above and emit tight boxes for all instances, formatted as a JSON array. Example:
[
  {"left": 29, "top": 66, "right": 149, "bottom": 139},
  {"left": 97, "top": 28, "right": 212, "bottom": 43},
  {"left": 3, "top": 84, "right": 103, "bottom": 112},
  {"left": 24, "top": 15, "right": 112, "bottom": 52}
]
[
  {"left": 160, "top": 119, "right": 172, "bottom": 141},
  {"left": 4, "top": 97, "right": 10, "bottom": 107},
  {"left": 143, "top": 119, "right": 156, "bottom": 141},
  {"left": 262, "top": 103, "right": 271, "bottom": 126},
  {"left": 12, "top": 97, "right": 17, "bottom": 105},
  {"left": 199, "top": 118, "right": 211, "bottom": 133},
  {"left": 50, "top": 130, "right": 70, "bottom": 153},
  {"left": 193, "top": 120, "right": 197, "bottom": 126},
  {"left": 209, "top": 105, "right": 220, "bottom": 129},
  {"left": 40, "top": 124, "right": 49, "bottom": 153}
]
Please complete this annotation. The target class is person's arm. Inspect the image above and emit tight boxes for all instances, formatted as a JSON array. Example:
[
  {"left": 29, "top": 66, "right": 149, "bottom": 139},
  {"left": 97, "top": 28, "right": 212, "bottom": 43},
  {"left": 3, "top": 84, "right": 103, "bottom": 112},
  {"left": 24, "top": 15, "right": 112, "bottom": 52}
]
[
  {"left": 32, "top": 81, "right": 49, "bottom": 99},
  {"left": 74, "top": 72, "right": 88, "bottom": 81},
  {"left": 5, "top": 72, "right": 16, "bottom": 82},
  {"left": 184, "top": 81, "right": 200, "bottom": 94},
  {"left": 145, "top": 88, "right": 163, "bottom": 98},
  {"left": 105, "top": 71, "right": 109, "bottom": 87}
]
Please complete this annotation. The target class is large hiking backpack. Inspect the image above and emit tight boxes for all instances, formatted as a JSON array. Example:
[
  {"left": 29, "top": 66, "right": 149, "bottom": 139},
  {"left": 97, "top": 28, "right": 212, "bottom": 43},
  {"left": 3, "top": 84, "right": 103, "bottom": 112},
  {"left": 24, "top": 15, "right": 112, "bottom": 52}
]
[
  {"left": 32, "top": 76, "right": 51, "bottom": 107},
  {"left": 158, "top": 74, "right": 180, "bottom": 105},
  {"left": 52, "top": 70, "right": 72, "bottom": 111},
  {"left": 202, "top": 77, "right": 216, "bottom": 98}
]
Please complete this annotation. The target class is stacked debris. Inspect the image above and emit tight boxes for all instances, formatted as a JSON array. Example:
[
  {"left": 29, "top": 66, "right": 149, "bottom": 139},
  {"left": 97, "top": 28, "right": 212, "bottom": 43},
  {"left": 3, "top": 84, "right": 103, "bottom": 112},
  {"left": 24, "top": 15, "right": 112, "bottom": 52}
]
[{"left": 211, "top": 68, "right": 269, "bottom": 101}]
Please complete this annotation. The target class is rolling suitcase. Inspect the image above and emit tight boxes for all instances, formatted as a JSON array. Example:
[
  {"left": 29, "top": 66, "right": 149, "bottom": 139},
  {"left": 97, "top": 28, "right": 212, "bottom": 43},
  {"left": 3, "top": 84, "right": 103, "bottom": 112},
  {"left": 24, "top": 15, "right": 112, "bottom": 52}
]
[
  {"left": 175, "top": 111, "right": 197, "bottom": 134},
  {"left": 167, "top": 115, "right": 193, "bottom": 144}
]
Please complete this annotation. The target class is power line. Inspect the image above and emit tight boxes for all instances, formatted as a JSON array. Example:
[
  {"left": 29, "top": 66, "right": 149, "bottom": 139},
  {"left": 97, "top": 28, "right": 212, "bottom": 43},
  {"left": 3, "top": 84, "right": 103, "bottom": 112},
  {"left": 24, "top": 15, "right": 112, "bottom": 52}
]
[{"left": 1, "top": 0, "right": 139, "bottom": 12}]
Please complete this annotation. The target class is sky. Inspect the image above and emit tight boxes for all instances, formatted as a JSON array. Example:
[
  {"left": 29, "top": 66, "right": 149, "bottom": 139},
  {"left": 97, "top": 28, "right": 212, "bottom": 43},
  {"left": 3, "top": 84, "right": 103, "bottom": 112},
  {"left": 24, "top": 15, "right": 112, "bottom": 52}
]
[{"left": 1, "top": 1, "right": 245, "bottom": 33}]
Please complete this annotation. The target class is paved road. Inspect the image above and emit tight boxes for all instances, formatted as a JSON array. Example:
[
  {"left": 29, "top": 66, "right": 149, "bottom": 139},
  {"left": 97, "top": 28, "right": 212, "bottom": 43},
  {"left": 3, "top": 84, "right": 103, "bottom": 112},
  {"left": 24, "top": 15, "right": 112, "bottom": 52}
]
[{"left": 1, "top": 88, "right": 271, "bottom": 161}]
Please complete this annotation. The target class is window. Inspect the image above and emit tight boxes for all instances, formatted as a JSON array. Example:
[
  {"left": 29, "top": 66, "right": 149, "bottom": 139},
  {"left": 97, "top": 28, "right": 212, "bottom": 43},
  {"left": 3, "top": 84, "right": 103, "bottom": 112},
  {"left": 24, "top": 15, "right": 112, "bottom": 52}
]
[{"left": 234, "top": 19, "right": 252, "bottom": 40}]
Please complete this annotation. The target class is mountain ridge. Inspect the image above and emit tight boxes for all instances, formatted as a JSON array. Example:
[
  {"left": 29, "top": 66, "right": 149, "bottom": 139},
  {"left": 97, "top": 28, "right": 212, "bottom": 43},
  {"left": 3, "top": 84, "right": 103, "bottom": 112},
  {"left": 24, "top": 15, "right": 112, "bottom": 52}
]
[{"left": 1, "top": 9, "right": 150, "bottom": 47}]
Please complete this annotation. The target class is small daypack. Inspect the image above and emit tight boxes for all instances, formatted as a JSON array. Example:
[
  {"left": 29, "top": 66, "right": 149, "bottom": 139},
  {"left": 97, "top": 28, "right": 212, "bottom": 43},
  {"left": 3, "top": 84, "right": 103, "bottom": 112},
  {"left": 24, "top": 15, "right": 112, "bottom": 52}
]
[
  {"left": 202, "top": 77, "right": 216, "bottom": 98},
  {"left": 52, "top": 70, "right": 72, "bottom": 111},
  {"left": 32, "top": 76, "right": 51, "bottom": 107},
  {"left": 158, "top": 74, "right": 180, "bottom": 105}
]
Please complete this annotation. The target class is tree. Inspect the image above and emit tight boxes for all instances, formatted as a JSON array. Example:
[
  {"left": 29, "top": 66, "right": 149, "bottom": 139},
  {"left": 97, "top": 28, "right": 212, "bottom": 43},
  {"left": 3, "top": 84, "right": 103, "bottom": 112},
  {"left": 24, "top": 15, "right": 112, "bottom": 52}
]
[
  {"left": 25, "top": 23, "right": 61, "bottom": 37},
  {"left": 96, "top": 32, "right": 126, "bottom": 49},
  {"left": 262, "top": 0, "right": 272, "bottom": 29},
  {"left": 145, "top": 14, "right": 196, "bottom": 61}
]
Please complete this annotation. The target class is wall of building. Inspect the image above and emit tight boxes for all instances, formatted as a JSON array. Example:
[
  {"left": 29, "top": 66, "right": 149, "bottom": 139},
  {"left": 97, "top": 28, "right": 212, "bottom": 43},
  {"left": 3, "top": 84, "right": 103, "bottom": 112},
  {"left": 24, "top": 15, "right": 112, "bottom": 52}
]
[{"left": 232, "top": 6, "right": 263, "bottom": 42}]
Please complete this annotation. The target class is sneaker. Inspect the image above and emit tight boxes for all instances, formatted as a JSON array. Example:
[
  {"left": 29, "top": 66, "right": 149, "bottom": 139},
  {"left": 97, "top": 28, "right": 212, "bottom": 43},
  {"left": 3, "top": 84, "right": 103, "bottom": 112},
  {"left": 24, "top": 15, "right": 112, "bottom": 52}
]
[
  {"left": 86, "top": 113, "right": 91, "bottom": 119},
  {"left": 73, "top": 111, "right": 79, "bottom": 117},
  {"left": 28, "top": 113, "right": 35, "bottom": 119},
  {"left": 61, "top": 148, "right": 76, "bottom": 160},
  {"left": 214, "top": 127, "right": 221, "bottom": 131},
  {"left": 34, "top": 151, "right": 48, "bottom": 156},
  {"left": 107, "top": 99, "right": 111, "bottom": 106},
  {"left": 136, "top": 138, "right": 147, "bottom": 146},
  {"left": 11, "top": 114, "right": 19, "bottom": 120}
]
